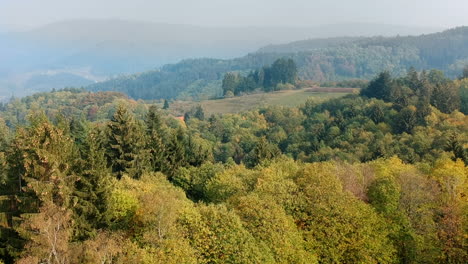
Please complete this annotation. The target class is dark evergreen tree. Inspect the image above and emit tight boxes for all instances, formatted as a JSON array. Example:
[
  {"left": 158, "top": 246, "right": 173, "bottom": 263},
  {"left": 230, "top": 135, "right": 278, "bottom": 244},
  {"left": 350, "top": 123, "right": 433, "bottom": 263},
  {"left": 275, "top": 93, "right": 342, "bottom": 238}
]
[
  {"left": 396, "top": 106, "right": 417, "bottom": 134},
  {"left": 163, "top": 127, "right": 186, "bottom": 180},
  {"left": 145, "top": 106, "right": 168, "bottom": 172},
  {"left": 184, "top": 112, "right": 191, "bottom": 123},
  {"left": 406, "top": 67, "right": 422, "bottom": 93},
  {"left": 69, "top": 117, "right": 89, "bottom": 155},
  {"left": 445, "top": 133, "right": 468, "bottom": 164},
  {"left": 431, "top": 83, "right": 460, "bottom": 113},
  {"left": 105, "top": 104, "right": 149, "bottom": 179},
  {"left": 72, "top": 127, "right": 112, "bottom": 240},
  {"left": 163, "top": 99, "right": 170, "bottom": 110},
  {"left": 390, "top": 85, "right": 413, "bottom": 111},
  {"left": 185, "top": 135, "right": 213, "bottom": 167},
  {"left": 415, "top": 80, "right": 432, "bottom": 125},
  {"left": 361, "top": 71, "right": 394, "bottom": 101},
  {"left": 193, "top": 105, "right": 205, "bottom": 120},
  {"left": 263, "top": 58, "right": 297, "bottom": 90},
  {"left": 460, "top": 84, "right": 468, "bottom": 114},
  {"left": 246, "top": 137, "right": 281, "bottom": 167},
  {"left": 367, "top": 102, "right": 386, "bottom": 124}
]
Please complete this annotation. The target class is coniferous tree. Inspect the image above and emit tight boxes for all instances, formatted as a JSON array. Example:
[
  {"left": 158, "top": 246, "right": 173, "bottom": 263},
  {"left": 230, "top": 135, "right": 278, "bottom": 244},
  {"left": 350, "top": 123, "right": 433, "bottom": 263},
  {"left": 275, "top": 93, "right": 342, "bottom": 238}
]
[
  {"left": 72, "top": 127, "right": 112, "bottom": 240},
  {"left": 406, "top": 67, "right": 422, "bottom": 93},
  {"left": 185, "top": 134, "right": 213, "bottom": 167},
  {"left": 145, "top": 105, "right": 168, "bottom": 172},
  {"left": 416, "top": 80, "right": 432, "bottom": 125},
  {"left": 163, "top": 99, "right": 170, "bottom": 110},
  {"left": 105, "top": 104, "right": 149, "bottom": 179},
  {"left": 247, "top": 137, "right": 281, "bottom": 167},
  {"left": 460, "top": 83, "right": 468, "bottom": 114},
  {"left": 163, "top": 127, "right": 186, "bottom": 180},
  {"left": 396, "top": 106, "right": 417, "bottom": 134},
  {"left": 183, "top": 112, "right": 191, "bottom": 123},
  {"left": 445, "top": 133, "right": 468, "bottom": 164},
  {"left": 69, "top": 117, "right": 89, "bottom": 155},
  {"left": 431, "top": 82, "right": 461, "bottom": 113},
  {"left": 2, "top": 114, "right": 79, "bottom": 262},
  {"left": 193, "top": 105, "right": 205, "bottom": 120},
  {"left": 361, "top": 71, "right": 394, "bottom": 101}
]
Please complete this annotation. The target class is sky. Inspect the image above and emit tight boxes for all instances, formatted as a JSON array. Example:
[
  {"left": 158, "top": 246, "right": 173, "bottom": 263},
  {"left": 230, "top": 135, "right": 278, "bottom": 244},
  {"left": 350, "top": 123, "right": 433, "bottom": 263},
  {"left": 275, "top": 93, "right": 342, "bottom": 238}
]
[{"left": 0, "top": 0, "right": 467, "bottom": 30}]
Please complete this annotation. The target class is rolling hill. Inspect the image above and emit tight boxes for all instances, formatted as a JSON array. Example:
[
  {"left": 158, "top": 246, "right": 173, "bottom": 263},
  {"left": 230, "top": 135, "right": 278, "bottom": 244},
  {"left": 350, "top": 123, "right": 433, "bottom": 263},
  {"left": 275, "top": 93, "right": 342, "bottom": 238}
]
[
  {"left": 88, "top": 26, "right": 468, "bottom": 100},
  {"left": 0, "top": 19, "right": 441, "bottom": 99}
]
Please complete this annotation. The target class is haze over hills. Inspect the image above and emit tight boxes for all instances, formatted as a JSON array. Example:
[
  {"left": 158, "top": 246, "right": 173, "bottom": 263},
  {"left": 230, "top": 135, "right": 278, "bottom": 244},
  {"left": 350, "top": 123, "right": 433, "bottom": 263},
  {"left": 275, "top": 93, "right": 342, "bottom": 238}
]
[
  {"left": 88, "top": 26, "right": 468, "bottom": 101},
  {"left": 0, "top": 19, "right": 442, "bottom": 100},
  {"left": 2, "top": 2, "right": 468, "bottom": 263}
]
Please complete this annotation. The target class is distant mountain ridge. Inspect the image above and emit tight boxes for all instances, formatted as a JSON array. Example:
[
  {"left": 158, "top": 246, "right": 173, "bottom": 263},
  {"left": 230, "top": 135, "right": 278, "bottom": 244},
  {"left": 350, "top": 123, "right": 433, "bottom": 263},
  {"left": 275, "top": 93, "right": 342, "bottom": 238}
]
[
  {"left": 0, "top": 19, "right": 443, "bottom": 98},
  {"left": 88, "top": 26, "right": 468, "bottom": 100}
]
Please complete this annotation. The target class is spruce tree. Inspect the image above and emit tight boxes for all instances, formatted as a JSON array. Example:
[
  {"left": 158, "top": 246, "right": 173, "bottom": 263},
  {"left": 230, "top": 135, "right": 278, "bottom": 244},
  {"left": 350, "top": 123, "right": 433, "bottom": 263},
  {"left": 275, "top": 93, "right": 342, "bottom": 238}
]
[
  {"left": 105, "top": 104, "right": 149, "bottom": 179},
  {"left": 145, "top": 105, "right": 168, "bottom": 172},
  {"left": 72, "top": 127, "right": 112, "bottom": 240},
  {"left": 69, "top": 117, "right": 89, "bottom": 155},
  {"left": 163, "top": 127, "right": 186, "bottom": 180}
]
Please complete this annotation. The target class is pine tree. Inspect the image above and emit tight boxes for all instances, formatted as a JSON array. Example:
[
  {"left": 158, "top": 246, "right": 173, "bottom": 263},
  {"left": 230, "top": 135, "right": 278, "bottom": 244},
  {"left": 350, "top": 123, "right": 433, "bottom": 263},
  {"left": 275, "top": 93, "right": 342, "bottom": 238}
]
[{"left": 105, "top": 104, "right": 149, "bottom": 179}]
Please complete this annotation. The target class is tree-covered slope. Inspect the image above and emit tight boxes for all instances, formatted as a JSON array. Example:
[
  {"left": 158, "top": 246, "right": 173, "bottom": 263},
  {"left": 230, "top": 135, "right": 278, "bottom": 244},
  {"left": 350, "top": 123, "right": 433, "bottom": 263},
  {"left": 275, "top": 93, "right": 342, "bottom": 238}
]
[
  {"left": 89, "top": 27, "right": 468, "bottom": 100},
  {"left": 0, "top": 69, "right": 467, "bottom": 263}
]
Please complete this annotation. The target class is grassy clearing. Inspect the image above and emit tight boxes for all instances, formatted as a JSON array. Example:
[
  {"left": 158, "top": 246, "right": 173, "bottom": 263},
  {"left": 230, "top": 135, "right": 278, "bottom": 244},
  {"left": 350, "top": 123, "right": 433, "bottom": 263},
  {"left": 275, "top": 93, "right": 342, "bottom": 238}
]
[{"left": 168, "top": 88, "right": 356, "bottom": 116}]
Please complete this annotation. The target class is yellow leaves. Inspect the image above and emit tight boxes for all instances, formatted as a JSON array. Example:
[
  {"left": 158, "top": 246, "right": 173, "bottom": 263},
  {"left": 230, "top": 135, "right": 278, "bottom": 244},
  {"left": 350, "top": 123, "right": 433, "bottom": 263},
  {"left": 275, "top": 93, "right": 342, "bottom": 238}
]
[
  {"left": 106, "top": 188, "right": 139, "bottom": 224},
  {"left": 431, "top": 159, "right": 468, "bottom": 202},
  {"left": 368, "top": 156, "right": 415, "bottom": 180}
]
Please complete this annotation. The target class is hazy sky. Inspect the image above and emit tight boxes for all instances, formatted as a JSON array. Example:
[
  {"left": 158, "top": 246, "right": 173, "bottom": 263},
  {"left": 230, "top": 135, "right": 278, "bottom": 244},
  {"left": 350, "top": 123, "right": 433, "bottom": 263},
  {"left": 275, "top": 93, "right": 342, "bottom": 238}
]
[{"left": 0, "top": 0, "right": 467, "bottom": 29}]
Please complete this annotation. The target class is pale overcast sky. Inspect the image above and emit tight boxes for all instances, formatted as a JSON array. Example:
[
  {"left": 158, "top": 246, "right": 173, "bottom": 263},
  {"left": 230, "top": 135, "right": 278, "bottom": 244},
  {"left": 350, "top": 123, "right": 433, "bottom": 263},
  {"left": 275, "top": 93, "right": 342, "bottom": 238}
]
[{"left": 0, "top": 0, "right": 466, "bottom": 29}]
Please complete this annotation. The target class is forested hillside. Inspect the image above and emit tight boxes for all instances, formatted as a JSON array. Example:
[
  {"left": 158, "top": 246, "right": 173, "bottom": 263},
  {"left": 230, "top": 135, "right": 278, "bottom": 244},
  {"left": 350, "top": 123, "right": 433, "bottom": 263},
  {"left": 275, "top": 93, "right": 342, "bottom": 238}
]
[
  {"left": 0, "top": 70, "right": 467, "bottom": 263},
  {"left": 89, "top": 27, "right": 468, "bottom": 100}
]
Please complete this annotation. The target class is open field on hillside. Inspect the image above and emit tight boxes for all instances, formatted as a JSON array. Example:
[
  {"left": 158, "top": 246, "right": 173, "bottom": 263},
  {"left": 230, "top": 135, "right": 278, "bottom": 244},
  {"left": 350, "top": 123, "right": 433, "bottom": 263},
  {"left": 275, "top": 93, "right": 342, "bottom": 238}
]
[{"left": 168, "top": 87, "right": 357, "bottom": 116}]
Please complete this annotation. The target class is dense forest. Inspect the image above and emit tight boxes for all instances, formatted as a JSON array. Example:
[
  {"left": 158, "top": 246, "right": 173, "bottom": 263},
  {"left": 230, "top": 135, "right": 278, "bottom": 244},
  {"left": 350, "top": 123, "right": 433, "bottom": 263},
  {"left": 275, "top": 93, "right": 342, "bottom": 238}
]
[
  {"left": 88, "top": 27, "right": 468, "bottom": 100},
  {"left": 0, "top": 68, "right": 467, "bottom": 263},
  {"left": 222, "top": 58, "right": 298, "bottom": 96}
]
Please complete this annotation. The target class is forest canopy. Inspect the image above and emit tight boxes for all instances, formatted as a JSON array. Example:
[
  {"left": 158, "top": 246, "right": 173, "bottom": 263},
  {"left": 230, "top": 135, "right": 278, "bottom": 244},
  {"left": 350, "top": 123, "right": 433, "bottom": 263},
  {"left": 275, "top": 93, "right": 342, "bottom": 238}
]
[
  {"left": 0, "top": 68, "right": 467, "bottom": 263},
  {"left": 88, "top": 27, "right": 468, "bottom": 100}
]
